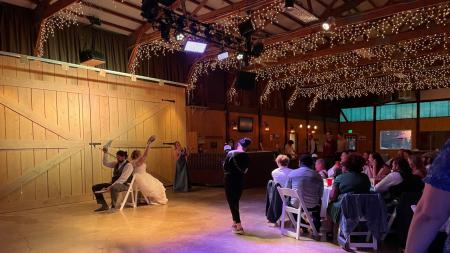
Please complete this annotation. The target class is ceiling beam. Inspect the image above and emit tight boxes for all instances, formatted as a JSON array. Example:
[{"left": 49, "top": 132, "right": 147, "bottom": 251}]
[
  {"left": 84, "top": 2, "right": 144, "bottom": 25},
  {"left": 321, "top": 0, "right": 361, "bottom": 19},
  {"left": 192, "top": 0, "right": 208, "bottom": 16},
  {"left": 37, "top": 0, "right": 78, "bottom": 21},
  {"left": 265, "top": 23, "right": 450, "bottom": 66},
  {"left": 264, "top": 0, "right": 449, "bottom": 45}
]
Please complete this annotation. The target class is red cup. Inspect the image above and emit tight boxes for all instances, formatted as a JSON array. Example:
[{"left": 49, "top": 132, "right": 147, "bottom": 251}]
[{"left": 326, "top": 178, "right": 333, "bottom": 187}]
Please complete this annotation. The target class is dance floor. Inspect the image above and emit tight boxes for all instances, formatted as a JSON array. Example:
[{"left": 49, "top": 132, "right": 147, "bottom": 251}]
[{"left": 0, "top": 187, "right": 399, "bottom": 253}]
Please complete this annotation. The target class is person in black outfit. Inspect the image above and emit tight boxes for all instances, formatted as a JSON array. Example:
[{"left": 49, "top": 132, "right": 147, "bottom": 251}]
[{"left": 223, "top": 137, "right": 251, "bottom": 234}]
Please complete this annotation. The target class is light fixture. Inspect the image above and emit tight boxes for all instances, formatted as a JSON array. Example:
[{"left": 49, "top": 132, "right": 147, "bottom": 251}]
[
  {"left": 236, "top": 52, "right": 244, "bottom": 60},
  {"left": 299, "top": 124, "right": 303, "bottom": 128},
  {"left": 312, "top": 130, "right": 316, "bottom": 134},
  {"left": 232, "top": 121, "right": 238, "bottom": 131},
  {"left": 307, "top": 125, "right": 311, "bottom": 129},
  {"left": 290, "top": 129, "right": 295, "bottom": 134},
  {"left": 175, "top": 32, "right": 185, "bottom": 41},
  {"left": 264, "top": 122, "right": 270, "bottom": 132},
  {"left": 284, "top": 0, "right": 294, "bottom": 11},
  {"left": 217, "top": 51, "right": 229, "bottom": 61},
  {"left": 314, "top": 125, "right": 317, "bottom": 130},
  {"left": 184, "top": 41, "right": 207, "bottom": 53},
  {"left": 322, "top": 16, "right": 335, "bottom": 31}
]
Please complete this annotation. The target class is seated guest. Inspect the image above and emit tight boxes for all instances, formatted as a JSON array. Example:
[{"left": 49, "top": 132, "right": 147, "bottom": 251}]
[
  {"left": 327, "top": 154, "right": 371, "bottom": 224},
  {"left": 271, "top": 155, "right": 292, "bottom": 187},
  {"left": 328, "top": 150, "right": 351, "bottom": 178},
  {"left": 368, "top": 152, "right": 390, "bottom": 183},
  {"left": 287, "top": 155, "right": 324, "bottom": 232},
  {"left": 375, "top": 158, "right": 424, "bottom": 200},
  {"left": 315, "top": 158, "right": 328, "bottom": 179},
  {"left": 91, "top": 149, "right": 133, "bottom": 212},
  {"left": 408, "top": 154, "right": 427, "bottom": 179}
]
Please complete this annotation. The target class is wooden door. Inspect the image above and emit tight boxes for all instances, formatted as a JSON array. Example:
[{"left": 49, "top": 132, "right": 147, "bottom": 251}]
[{"left": 0, "top": 54, "right": 186, "bottom": 212}]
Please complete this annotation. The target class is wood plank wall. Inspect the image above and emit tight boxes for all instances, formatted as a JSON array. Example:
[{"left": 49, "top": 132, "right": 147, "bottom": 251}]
[{"left": 0, "top": 55, "right": 186, "bottom": 213}]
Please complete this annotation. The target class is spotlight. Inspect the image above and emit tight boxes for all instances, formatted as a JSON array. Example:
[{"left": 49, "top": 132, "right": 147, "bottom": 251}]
[
  {"left": 238, "top": 19, "right": 254, "bottom": 36},
  {"left": 184, "top": 41, "right": 207, "bottom": 53},
  {"left": 204, "top": 25, "right": 212, "bottom": 39},
  {"left": 159, "top": 21, "right": 171, "bottom": 41},
  {"left": 322, "top": 16, "right": 335, "bottom": 31},
  {"left": 217, "top": 51, "right": 229, "bottom": 61},
  {"left": 189, "top": 22, "right": 198, "bottom": 35},
  {"left": 284, "top": 0, "right": 294, "bottom": 11},
  {"left": 236, "top": 52, "right": 245, "bottom": 60},
  {"left": 175, "top": 32, "right": 185, "bottom": 41},
  {"left": 251, "top": 41, "right": 264, "bottom": 57},
  {"left": 141, "top": 0, "right": 160, "bottom": 23}
]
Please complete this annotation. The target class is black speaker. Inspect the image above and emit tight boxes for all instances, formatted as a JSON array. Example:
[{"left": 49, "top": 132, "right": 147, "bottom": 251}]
[{"left": 236, "top": 71, "right": 256, "bottom": 90}]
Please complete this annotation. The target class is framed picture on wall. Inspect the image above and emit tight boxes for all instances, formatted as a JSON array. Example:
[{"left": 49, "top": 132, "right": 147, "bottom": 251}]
[{"left": 380, "top": 130, "right": 412, "bottom": 150}]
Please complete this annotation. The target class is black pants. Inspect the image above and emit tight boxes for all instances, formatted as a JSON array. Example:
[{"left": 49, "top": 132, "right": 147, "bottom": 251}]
[
  {"left": 224, "top": 173, "right": 244, "bottom": 223},
  {"left": 92, "top": 183, "right": 111, "bottom": 206},
  {"left": 307, "top": 205, "right": 322, "bottom": 232}
]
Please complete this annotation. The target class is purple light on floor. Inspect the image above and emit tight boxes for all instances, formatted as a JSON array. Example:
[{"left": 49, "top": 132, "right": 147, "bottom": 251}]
[{"left": 184, "top": 41, "right": 207, "bottom": 53}]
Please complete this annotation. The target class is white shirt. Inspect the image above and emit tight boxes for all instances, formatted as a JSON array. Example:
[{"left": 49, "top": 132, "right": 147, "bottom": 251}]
[
  {"left": 328, "top": 164, "right": 340, "bottom": 178},
  {"left": 103, "top": 153, "right": 133, "bottom": 185},
  {"left": 271, "top": 166, "right": 292, "bottom": 187},
  {"left": 374, "top": 171, "right": 403, "bottom": 193}
]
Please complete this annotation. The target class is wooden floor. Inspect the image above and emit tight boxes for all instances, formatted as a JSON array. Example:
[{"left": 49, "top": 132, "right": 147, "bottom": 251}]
[{"left": 0, "top": 187, "right": 400, "bottom": 253}]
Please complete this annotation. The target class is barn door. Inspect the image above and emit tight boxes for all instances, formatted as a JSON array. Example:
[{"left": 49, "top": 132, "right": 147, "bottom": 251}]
[{"left": 0, "top": 55, "right": 185, "bottom": 212}]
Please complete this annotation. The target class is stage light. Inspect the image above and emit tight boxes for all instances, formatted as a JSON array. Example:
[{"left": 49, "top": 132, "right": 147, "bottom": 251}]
[
  {"left": 184, "top": 41, "right": 207, "bottom": 53},
  {"left": 307, "top": 125, "right": 311, "bottom": 129},
  {"left": 314, "top": 125, "right": 318, "bottom": 130},
  {"left": 299, "top": 124, "right": 303, "bottom": 128},
  {"left": 236, "top": 52, "right": 244, "bottom": 60},
  {"left": 284, "top": 0, "right": 294, "bottom": 11},
  {"left": 175, "top": 16, "right": 185, "bottom": 41},
  {"left": 217, "top": 51, "right": 229, "bottom": 61},
  {"left": 251, "top": 41, "right": 264, "bottom": 57},
  {"left": 238, "top": 19, "right": 254, "bottom": 36},
  {"left": 159, "top": 21, "right": 171, "bottom": 41},
  {"left": 175, "top": 32, "right": 185, "bottom": 41},
  {"left": 189, "top": 22, "right": 198, "bottom": 35},
  {"left": 322, "top": 16, "right": 335, "bottom": 31}
]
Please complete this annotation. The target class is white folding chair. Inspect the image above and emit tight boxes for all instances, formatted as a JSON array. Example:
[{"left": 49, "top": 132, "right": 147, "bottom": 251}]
[
  {"left": 119, "top": 174, "right": 150, "bottom": 211},
  {"left": 338, "top": 218, "right": 378, "bottom": 250},
  {"left": 277, "top": 187, "right": 319, "bottom": 240}
]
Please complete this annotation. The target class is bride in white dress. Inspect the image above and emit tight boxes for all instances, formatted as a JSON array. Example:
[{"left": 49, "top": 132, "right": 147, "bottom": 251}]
[{"left": 129, "top": 136, "right": 168, "bottom": 205}]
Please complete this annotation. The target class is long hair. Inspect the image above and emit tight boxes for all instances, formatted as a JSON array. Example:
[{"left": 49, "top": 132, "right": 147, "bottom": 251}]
[
  {"left": 393, "top": 157, "right": 413, "bottom": 179},
  {"left": 371, "top": 152, "right": 385, "bottom": 172}
]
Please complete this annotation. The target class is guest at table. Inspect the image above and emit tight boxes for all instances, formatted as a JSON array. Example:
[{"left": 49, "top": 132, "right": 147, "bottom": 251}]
[
  {"left": 368, "top": 152, "right": 390, "bottom": 183},
  {"left": 271, "top": 155, "right": 292, "bottom": 187},
  {"left": 328, "top": 150, "right": 351, "bottom": 178},
  {"left": 406, "top": 140, "right": 450, "bottom": 253},
  {"left": 408, "top": 154, "right": 427, "bottom": 179},
  {"left": 327, "top": 154, "right": 371, "bottom": 224},
  {"left": 287, "top": 154, "right": 324, "bottom": 232},
  {"left": 375, "top": 157, "right": 424, "bottom": 201},
  {"left": 315, "top": 158, "right": 328, "bottom": 179}
]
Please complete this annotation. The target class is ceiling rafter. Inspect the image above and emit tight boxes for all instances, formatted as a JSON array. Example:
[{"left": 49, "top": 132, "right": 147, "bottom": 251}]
[
  {"left": 321, "top": 0, "right": 361, "bottom": 19},
  {"left": 264, "top": 0, "right": 450, "bottom": 46},
  {"left": 83, "top": 2, "right": 144, "bottom": 25},
  {"left": 192, "top": 0, "right": 209, "bottom": 16}
]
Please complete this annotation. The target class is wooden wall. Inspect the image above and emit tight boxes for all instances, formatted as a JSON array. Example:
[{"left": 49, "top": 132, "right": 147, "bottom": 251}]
[{"left": 0, "top": 54, "right": 186, "bottom": 212}]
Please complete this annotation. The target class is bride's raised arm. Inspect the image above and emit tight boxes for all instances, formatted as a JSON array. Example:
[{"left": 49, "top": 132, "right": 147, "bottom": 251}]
[{"left": 134, "top": 135, "right": 156, "bottom": 167}]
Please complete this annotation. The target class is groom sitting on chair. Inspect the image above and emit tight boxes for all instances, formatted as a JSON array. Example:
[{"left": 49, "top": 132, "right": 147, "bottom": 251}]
[{"left": 92, "top": 148, "right": 133, "bottom": 212}]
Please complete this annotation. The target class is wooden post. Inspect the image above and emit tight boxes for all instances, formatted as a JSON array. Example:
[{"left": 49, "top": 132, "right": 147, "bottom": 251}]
[
  {"left": 225, "top": 73, "right": 230, "bottom": 142},
  {"left": 372, "top": 105, "right": 377, "bottom": 152},
  {"left": 283, "top": 90, "right": 288, "bottom": 144},
  {"left": 416, "top": 90, "right": 421, "bottom": 149},
  {"left": 257, "top": 84, "right": 262, "bottom": 150}
]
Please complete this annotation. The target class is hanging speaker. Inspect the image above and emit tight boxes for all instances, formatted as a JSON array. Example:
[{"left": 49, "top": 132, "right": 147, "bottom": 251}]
[{"left": 236, "top": 71, "right": 256, "bottom": 90}]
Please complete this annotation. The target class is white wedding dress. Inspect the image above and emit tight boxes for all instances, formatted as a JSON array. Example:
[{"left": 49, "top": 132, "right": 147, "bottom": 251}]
[{"left": 133, "top": 163, "right": 168, "bottom": 205}]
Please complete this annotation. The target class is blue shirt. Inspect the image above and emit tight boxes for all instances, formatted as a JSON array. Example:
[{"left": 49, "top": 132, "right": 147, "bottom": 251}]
[{"left": 287, "top": 166, "right": 324, "bottom": 209}]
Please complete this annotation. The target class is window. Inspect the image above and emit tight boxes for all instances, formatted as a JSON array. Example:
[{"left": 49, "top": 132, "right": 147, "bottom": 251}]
[
  {"left": 341, "top": 106, "right": 373, "bottom": 122},
  {"left": 341, "top": 100, "right": 450, "bottom": 122}
]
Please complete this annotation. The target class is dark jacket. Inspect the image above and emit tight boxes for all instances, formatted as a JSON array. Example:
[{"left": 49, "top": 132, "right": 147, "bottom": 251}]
[{"left": 266, "top": 180, "right": 283, "bottom": 223}]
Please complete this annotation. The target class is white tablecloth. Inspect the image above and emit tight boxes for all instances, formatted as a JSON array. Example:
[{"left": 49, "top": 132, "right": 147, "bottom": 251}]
[{"left": 321, "top": 186, "right": 332, "bottom": 218}]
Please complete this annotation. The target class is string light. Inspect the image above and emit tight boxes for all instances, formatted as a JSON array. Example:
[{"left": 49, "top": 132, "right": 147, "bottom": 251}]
[{"left": 36, "top": 2, "right": 84, "bottom": 57}]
